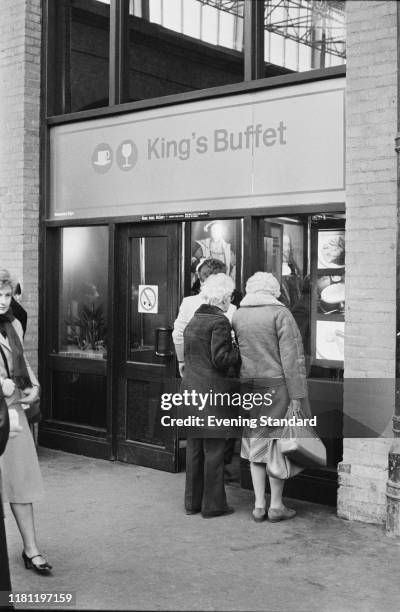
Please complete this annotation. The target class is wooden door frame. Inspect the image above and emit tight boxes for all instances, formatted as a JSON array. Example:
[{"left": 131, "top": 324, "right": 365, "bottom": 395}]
[{"left": 113, "top": 221, "right": 181, "bottom": 471}]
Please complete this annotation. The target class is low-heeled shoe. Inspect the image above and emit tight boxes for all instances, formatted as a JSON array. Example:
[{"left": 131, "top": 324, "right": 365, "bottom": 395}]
[
  {"left": 252, "top": 507, "right": 267, "bottom": 522},
  {"left": 268, "top": 506, "right": 296, "bottom": 522},
  {"left": 22, "top": 551, "right": 52, "bottom": 575}
]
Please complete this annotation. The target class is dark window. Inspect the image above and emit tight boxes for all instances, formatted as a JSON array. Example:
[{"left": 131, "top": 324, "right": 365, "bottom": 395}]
[
  {"left": 125, "top": 0, "right": 244, "bottom": 102},
  {"left": 51, "top": 0, "right": 111, "bottom": 114},
  {"left": 47, "top": 0, "right": 346, "bottom": 116}
]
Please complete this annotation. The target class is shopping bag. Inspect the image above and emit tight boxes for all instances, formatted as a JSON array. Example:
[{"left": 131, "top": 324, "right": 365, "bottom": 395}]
[
  {"left": 267, "top": 439, "right": 303, "bottom": 480},
  {"left": 279, "top": 400, "right": 327, "bottom": 469}
]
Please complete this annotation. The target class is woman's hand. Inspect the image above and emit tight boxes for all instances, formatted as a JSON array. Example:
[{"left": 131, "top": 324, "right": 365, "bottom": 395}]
[
  {"left": 2, "top": 378, "right": 15, "bottom": 397},
  {"left": 290, "top": 398, "right": 302, "bottom": 413},
  {"left": 16, "top": 385, "right": 40, "bottom": 405}
]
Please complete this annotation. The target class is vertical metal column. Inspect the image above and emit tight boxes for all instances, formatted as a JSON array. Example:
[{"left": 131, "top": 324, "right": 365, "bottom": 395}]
[
  {"left": 110, "top": 0, "right": 129, "bottom": 106},
  {"left": 386, "top": 0, "right": 400, "bottom": 538},
  {"left": 244, "top": 0, "right": 264, "bottom": 81}
]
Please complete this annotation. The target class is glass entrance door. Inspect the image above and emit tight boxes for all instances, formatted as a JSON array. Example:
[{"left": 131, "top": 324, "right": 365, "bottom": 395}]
[{"left": 115, "top": 223, "right": 180, "bottom": 471}]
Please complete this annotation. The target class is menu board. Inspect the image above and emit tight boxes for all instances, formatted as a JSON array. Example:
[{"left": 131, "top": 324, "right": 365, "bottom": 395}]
[{"left": 312, "top": 224, "right": 345, "bottom": 366}]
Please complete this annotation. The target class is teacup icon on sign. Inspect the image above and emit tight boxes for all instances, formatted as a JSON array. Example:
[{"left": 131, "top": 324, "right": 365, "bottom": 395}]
[
  {"left": 94, "top": 149, "right": 111, "bottom": 166},
  {"left": 92, "top": 143, "right": 113, "bottom": 174}
]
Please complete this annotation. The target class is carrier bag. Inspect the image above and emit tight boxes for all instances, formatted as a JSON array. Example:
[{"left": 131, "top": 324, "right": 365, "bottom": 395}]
[{"left": 278, "top": 400, "right": 327, "bottom": 469}]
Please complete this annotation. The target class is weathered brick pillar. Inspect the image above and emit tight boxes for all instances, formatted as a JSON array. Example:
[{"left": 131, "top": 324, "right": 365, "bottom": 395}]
[
  {"left": 337, "top": 1, "right": 397, "bottom": 523},
  {"left": 0, "top": 0, "right": 41, "bottom": 371}
]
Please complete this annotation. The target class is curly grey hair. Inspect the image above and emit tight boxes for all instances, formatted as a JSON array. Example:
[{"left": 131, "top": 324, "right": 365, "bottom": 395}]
[{"left": 200, "top": 273, "right": 234, "bottom": 305}]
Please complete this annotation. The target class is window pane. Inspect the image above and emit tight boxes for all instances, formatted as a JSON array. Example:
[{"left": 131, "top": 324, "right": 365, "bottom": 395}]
[
  {"left": 126, "top": 0, "right": 244, "bottom": 103},
  {"left": 59, "top": 226, "right": 109, "bottom": 358},
  {"left": 52, "top": 0, "right": 110, "bottom": 114},
  {"left": 263, "top": 0, "right": 346, "bottom": 76},
  {"left": 129, "top": 236, "right": 171, "bottom": 363}
]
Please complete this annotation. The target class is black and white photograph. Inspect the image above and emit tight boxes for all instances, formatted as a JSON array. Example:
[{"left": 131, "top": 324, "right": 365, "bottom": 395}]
[
  {"left": 317, "top": 229, "right": 346, "bottom": 269},
  {"left": 1, "top": 1, "right": 400, "bottom": 612},
  {"left": 190, "top": 219, "right": 239, "bottom": 286},
  {"left": 315, "top": 320, "right": 345, "bottom": 363}
]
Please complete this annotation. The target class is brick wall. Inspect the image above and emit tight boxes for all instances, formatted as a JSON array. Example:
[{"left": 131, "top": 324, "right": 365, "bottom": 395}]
[
  {"left": 338, "top": 0, "right": 397, "bottom": 524},
  {"left": 0, "top": 0, "right": 41, "bottom": 371}
]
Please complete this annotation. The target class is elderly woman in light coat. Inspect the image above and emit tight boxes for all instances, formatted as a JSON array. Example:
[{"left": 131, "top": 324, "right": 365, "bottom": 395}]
[{"left": 232, "top": 272, "right": 309, "bottom": 523}]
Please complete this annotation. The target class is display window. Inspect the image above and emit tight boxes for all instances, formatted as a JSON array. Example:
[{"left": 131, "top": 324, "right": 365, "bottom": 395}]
[
  {"left": 261, "top": 213, "right": 345, "bottom": 378},
  {"left": 59, "top": 226, "right": 109, "bottom": 359}
]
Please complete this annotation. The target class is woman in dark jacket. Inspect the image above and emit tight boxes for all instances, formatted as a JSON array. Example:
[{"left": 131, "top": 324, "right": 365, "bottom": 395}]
[
  {"left": 233, "top": 272, "right": 309, "bottom": 523},
  {"left": 182, "top": 273, "right": 240, "bottom": 518}
]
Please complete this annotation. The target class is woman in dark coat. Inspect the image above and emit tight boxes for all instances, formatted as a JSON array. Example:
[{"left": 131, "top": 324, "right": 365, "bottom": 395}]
[
  {"left": 182, "top": 273, "right": 240, "bottom": 518},
  {"left": 233, "top": 272, "right": 309, "bottom": 523}
]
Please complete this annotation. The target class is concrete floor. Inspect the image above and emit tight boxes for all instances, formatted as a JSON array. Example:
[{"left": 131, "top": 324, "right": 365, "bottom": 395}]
[{"left": 4, "top": 447, "right": 400, "bottom": 611}]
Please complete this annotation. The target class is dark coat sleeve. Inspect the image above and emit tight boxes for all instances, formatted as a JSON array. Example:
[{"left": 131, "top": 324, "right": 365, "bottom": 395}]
[
  {"left": 210, "top": 318, "right": 240, "bottom": 371},
  {"left": 0, "top": 390, "right": 9, "bottom": 457}
]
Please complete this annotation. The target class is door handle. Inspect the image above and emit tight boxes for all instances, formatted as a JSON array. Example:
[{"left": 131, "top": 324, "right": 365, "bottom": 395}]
[{"left": 155, "top": 327, "right": 174, "bottom": 357}]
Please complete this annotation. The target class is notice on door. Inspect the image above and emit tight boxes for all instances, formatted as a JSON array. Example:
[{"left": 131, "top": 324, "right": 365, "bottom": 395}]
[{"left": 138, "top": 285, "right": 158, "bottom": 314}]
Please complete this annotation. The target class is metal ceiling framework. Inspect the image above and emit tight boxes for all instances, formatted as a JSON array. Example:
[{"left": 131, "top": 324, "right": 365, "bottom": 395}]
[{"left": 197, "top": 0, "right": 346, "bottom": 59}]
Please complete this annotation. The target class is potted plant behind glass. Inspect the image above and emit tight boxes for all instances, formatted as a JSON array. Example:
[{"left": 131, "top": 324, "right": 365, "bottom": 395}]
[{"left": 65, "top": 303, "right": 107, "bottom": 358}]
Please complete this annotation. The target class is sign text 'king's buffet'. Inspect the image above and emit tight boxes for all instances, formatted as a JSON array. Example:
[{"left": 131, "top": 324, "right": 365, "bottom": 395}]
[{"left": 50, "top": 80, "right": 345, "bottom": 219}]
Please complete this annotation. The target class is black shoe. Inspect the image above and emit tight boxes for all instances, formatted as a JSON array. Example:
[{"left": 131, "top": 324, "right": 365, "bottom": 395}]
[
  {"left": 202, "top": 506, "right": 235, "bottom": 518},
  {"left": 22, "top": 551, "right": 52, "bottom": 574},
  {"left": 185, "top": 509, "right": 201, "bottom": 515}
]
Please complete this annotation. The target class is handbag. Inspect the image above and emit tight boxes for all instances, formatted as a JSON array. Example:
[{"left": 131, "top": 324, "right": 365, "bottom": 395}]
[
  {"left": 23, "top": 398, "right": 41, "bottom": 424},
  {"left": 0, "top": 343, "right": 41, "bottom": 424},
  {"left": 267, "top": 438, "right": 304, "bottom": 480},
  {"left": 279, "top": 400, "right": 327, "bottom": 469}
]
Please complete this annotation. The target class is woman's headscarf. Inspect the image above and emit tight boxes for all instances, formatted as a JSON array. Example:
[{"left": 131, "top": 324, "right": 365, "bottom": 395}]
[{"left": 245, "top": 272, "right": 281, "bottom": 298}]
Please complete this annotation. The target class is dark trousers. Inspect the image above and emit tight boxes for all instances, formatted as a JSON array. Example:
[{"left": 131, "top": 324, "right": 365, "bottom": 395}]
[
  {"left": 185, "top": 438, "right": 228, "bottom": 516},
  {"left": 0, "top": 502, "right": 12, "bottom": 609},
  {"left": 224, "top": 438, "right": 236, "bottom": 465}
]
